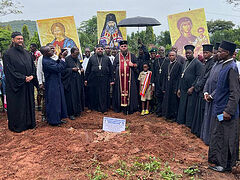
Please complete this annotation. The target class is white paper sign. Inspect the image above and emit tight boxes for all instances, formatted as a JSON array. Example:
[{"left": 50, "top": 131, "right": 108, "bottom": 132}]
[{"left": 103, "top": 117, "right": 126, "bottom": 133}]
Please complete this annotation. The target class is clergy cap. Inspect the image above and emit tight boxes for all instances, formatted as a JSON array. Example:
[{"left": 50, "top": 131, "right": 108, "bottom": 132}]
[
  {"left": 202, "top": 44, "right": 213, "bottom": 52},
  {"left": 184, "top": 44, "right": 195, "bottom": 51},
  {"left": 150, "top": 48, "right": 157, "bottom": 53},
  {"left": 105, "top": 13, "right": 117, "bottom": 23},
  {"left": 11, "top": 32, "right": 22, "bottom": 38},
  {"left": 96, "top": 44, "right": 104, "bottom": 48},
  {"left": 219, "top": 40, "right": 236, "bottom": 54},
  {"left": 119, "top": 40, "right": 128, "bottom": 46},
  {"left": 214, "top": 42, "right": 220, "bottom": 50}
]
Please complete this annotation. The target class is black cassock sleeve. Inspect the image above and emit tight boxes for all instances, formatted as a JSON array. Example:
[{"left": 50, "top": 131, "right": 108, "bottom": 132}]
[
  {"left": 107, "top": 57, "right": 114, "bottom": 82},
  {"left": 225, "top": 68, "right": 240, "bottom": 116},
  {"left": 31, "top": 57, "right": 39, "bottom": 89},
  {"left": 84, "top": 56, "right": 92, "bottom": 81},
  {"left": 3, "top": 52, "right": 26, "bottom": 93}
]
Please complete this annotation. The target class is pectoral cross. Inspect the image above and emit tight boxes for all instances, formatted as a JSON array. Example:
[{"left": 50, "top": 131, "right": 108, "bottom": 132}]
[
  {"left": 168, "top": 75, "right": 170, "bottom": 81},
  {"left": 159, "top": 69, "right": 162, "bottom": 74},
  {"left": 99, "top": 65, "right": 102, "bottom": 70},
  {"left": 181, "top": 73, "right": 184, "bottom": 78}
]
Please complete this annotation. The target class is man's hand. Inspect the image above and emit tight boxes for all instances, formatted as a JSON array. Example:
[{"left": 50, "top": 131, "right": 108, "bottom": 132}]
[
  {"left": 25, "top": 75, "right": 34, "bottom": 82},
  {"left": 204, "top": 94, "right": 209, "bottom": 102},
  {"left": 62, "top": 50, "right": 68, "bottom": 58},
  {"left": 152, "top": 86, "right": 155, "bottom": 92},
  {"left": 162, "top": 91, "right": 166, "bottom": 93},
  {"left": 81, "top": 68, "right": 84, "bottom": 72},
  {"left": 177, "top": 90, "right": 181, "bottom": 98},
  {"left": 39, "top": 84, "right": 44, "bottom": 89},
  {"left": 129, "top": 62, "right": 134, "bottom": 67},
  {"left": 72, "top": 67, "right": 78, "bottom": 72},
  {"left": 110, "top": 82, "right": 114, "bottom": 85},
  {"left": 187, "top": 86, "right": 194, "bottom": 95},
  {"left": 223, "top": 111, "right": 231, "bottom": 120},
  {"left": 84, "top": 81, "right": 87, "bottom": 86}
]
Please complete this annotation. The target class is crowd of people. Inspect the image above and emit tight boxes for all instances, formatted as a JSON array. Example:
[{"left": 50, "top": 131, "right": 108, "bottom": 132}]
[{"left": 0, "top": 31, "right": 240, "bottom": 173}]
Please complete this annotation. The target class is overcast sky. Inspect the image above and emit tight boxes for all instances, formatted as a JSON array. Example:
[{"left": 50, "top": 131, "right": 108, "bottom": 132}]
[{"left": 1, "top": 0, "right": 240, "bottom": 35}]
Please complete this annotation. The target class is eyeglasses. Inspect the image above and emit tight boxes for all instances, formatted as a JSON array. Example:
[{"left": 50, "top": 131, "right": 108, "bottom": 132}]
[{"left": 120, "top": 45, "right": 127, "bottom": 48}]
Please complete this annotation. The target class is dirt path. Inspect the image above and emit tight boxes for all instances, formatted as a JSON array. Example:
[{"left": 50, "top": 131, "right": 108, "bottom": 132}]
[{"left": 0, "top": 111, "right": 239, "bottom": 180}]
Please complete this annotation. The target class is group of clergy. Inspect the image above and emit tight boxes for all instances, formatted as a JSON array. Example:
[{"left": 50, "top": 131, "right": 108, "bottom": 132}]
[{"left": 2, "top": 31, "right": 240, "bottom": 173}]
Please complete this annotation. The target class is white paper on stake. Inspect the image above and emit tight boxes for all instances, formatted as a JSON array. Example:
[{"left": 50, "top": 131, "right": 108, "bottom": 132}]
[{"left": 102, "top": 117, "right": 126, "bottom": 133}]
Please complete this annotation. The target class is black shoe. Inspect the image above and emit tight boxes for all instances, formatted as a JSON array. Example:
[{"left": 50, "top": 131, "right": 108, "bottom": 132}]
[
  {"left": 60, "top": 120, "right": 67, "bottom": 124},
  {"left": 208, "top": 165, "right": 231, "bottom": 172},
  {"left": 157, "top": 113, "right": 162, "bottom": 117},
  {"left": 69, "top": 116, "right": 75, "bottom": 120},
  {"left": 41, "top": 116, "right": 46, "bottom": 122}
]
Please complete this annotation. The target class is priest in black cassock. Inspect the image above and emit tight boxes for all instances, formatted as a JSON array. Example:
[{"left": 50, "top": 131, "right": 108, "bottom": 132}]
[
  {"left": 176, "top": 45, "right": 203, "bottom": 127},
  {"left": 191, "top": 44, "right": 215, "bottom": 137},
  {"left": 200, "top": 51, "right": 222, "bottom": 145},
  {"left": 112, "top": 40, "right": 138, "bottom": 114},
  {"left": 151, "top": 46, "right": 169, "bottom": 117},
  {"left": 162, "top": 51, "right": 182, "bottom": 121},
  {"left": 208, "top": 41, "right": 240, "bottom": 172},
  {"left": 62, "top": 47, "right": 84, "bottom": 120},
  {"left": 3, "top": 32, "right": 38, "bottom": 132},
  {"left": 84, "top": 44, "right": 114, "bottom": 113}
]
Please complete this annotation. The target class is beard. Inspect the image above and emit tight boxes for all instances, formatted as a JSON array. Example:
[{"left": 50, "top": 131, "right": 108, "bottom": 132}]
[
  {"left": 14, "top": 43, "right": 24, "bottom": 53},
  {"left": 97, "top": 52, "right": 103, "bottom": 57},
  {"left": 106, "top": 25, "right": 117, "bottom": 35}
]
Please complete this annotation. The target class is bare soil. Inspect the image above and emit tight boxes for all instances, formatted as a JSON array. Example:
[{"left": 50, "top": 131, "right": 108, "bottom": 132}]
[{"left": 0, "top": 110, "right": 239, "bottom": 180}]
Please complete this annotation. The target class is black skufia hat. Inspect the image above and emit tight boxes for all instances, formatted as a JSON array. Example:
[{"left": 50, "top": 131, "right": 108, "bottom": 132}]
[
  {"left": 11, "top": 32, "right": 22, "bottom": 38},
  {"left": 96, "top": 44, "right": 104, "bottom": 48},
  {"left": 219, "top": 40, "right": 236, "bottom": 54},
  {"left": 150, "top": 48, "right": 157, "bottom": 53},
  {"left": 184, "top": 44, "right": 195, "bottom": 51},
  {"left": 214, "top": 42, "right": 220, "bottom": 50},
  {"left": 105, "top": 13, "right": 117, "bottom": 23},
  {"left": 202, "top": 44, "right": 214, "bottom": 52},
  {"left": 119, "top": 40, "right": 128, "bottom": 46}
]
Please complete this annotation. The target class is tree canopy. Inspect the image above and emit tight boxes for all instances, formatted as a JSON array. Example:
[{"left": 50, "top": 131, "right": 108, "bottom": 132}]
[
  {"left": 0, "top": 0, "right": 22, "bottom": 17},
  {"left": 207, "top": 20, "right": 235, "bottom": 34}
]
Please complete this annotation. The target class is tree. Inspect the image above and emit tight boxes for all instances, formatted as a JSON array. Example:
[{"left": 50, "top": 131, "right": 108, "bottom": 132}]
[
  {"left": 226, "top": 0, "right": 240, "bottom": 6},
  {"left": 210, "top": 28, "right": 240, "bottom": 48},
  {"left": 207, "top": 20, "right": 235, "bottom": 34},
  {"left": 0, "top": 0, "right": 22, "bottom": 17},
  {"left": 22, "top": 24, "right": 30, "bottom": 46},
  {"left": 0, "top": 27, "right": 11, "bottom": 54},
  {"left": 78, "top": 16, "right": 98, "bottom": 52},
  {"left": 28, "top": 31, "right": 41, "bottom": 50},
  {"left": 127, "top": 31, "right": 148, "bottom": 55},
  {"left": 145, "top": 26, "right": 156, "bottom": 45},
  {"left": 156, "top": 31, "right": 171, "bottom": 47}
]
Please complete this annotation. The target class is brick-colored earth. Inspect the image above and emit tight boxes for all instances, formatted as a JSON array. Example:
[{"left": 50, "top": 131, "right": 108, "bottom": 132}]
[{"left": 0, "top": 110, "right": 239, "bottom": 179}]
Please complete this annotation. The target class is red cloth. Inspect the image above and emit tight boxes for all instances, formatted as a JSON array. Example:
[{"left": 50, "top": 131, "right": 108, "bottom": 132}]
[{"left": 119, "top": 52, "right": 131, "bottom": 107}]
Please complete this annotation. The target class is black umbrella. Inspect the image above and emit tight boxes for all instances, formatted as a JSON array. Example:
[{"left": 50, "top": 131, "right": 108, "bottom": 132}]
[
  {"left": 117, "top": 16, "right": 161, "bottom": 47},
  {"left": 117, "top": 16, "right": 161, "bottom": 27}
]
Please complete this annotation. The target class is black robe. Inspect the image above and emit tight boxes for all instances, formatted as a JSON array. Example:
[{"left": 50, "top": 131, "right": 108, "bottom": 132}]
[
  {"left": 85, "top": 54, "right": 113, "bottom": 113},
  {"left": 200, "top": 61, "right": 224, "bottom": 145},
  {"left": 162, "top": 60, "right": 183, "bottom": 119},
  {"left": 191, "top": 57, "right": 215, "bottom": 137},
  {"left": 208, "top": 61, "right": 240, "bottom": 169},
  {"left": 112, "top": 53, "right": 138, "bottom": 114},
  {"left": 62, "top": 55, "right": 85, "bottom": 116},
  {"left": 176, "top": 58, "right": 203, "bottom": 127},
  {"left": 151, "top": 57, "right": 169, "bottom": 116},
  {"left": 3, "top": 47, "right": 38, "bottom": 132}
]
